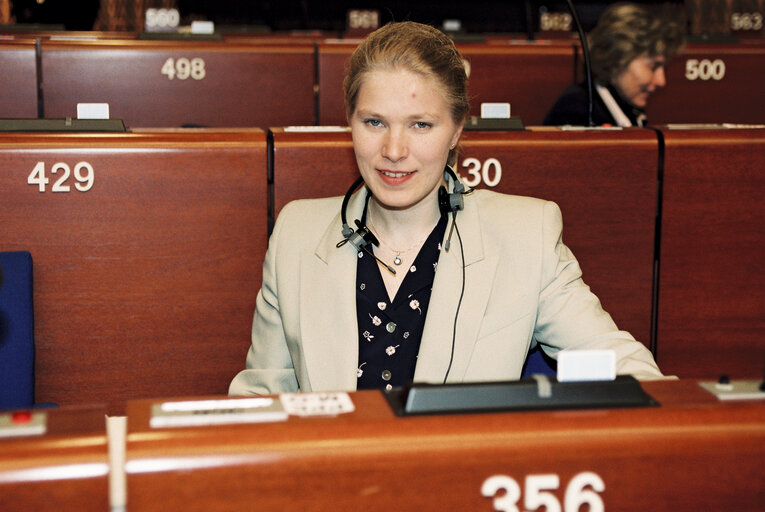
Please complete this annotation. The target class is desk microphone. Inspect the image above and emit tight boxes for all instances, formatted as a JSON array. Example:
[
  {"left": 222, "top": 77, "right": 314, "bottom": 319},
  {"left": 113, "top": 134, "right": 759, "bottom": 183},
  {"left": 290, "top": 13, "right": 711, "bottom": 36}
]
[{"left": 565, "top": 0, "right": 595, "bottom": 127}]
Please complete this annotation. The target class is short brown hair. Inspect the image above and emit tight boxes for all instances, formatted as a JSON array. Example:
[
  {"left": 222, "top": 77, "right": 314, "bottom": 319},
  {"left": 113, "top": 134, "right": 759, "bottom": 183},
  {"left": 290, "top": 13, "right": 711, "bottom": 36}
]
[{"left": 589, "top": 3, "right": 685, "bottom": 82}]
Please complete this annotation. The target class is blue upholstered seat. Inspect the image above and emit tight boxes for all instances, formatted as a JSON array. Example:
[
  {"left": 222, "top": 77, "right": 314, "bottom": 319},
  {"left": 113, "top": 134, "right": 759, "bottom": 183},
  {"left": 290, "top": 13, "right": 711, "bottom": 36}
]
[
  {"left": 0, "top": 251, "right": 35, "bottom": 410},
  {"left": 521, "top": 346, "right": 557, "bottom": 378}
]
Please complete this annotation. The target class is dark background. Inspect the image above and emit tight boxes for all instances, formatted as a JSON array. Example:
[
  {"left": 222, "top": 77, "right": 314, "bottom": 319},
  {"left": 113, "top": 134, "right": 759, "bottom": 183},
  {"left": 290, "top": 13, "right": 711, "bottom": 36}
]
[{"left": 11, "top": 0, "right": 685, "bottom": 33}]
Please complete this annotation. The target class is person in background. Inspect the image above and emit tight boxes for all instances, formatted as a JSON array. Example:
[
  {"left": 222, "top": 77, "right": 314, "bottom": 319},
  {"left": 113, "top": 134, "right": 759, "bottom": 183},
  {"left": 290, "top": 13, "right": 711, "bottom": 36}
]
[
  {"left": 543, "top": 2, "right": 684, "bottom": 127},
  {"left": 230, "top": 20, "right": 664, "bottom": 397}
]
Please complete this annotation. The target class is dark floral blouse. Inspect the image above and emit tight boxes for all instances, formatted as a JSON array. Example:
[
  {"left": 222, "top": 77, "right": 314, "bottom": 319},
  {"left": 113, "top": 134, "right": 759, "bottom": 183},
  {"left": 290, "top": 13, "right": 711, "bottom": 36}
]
[{"left": 355, "top": 213, "right": 447, "bottom": 390}]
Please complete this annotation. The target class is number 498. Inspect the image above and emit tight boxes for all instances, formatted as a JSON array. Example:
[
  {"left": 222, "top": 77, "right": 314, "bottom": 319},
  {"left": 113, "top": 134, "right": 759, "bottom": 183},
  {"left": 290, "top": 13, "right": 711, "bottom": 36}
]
[{"left": 28, "top": 161, "right": 95, "bottom": 193}]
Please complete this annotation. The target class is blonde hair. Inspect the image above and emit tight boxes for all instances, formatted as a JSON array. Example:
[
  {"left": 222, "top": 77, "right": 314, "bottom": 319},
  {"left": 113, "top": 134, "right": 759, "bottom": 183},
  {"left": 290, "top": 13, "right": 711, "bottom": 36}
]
[{"left": 343, "top": 21, "right": 469, "bottom": 166}]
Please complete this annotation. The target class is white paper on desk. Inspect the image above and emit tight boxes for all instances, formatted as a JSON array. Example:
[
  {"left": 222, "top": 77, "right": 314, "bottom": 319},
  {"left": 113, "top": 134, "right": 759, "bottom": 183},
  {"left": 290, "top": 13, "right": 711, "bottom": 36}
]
[{"left": 149, "top": 397, "right": 288, "bottom": 428}]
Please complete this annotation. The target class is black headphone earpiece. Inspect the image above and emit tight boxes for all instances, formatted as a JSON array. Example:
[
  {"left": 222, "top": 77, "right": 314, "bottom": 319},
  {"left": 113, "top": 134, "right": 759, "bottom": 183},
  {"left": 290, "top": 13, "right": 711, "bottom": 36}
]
[
  {"left": 438, "top": 166, "right": 466, "bottom": 219},
  {"left": 336, "top": 175, "right": 396, "bottom": 275}
]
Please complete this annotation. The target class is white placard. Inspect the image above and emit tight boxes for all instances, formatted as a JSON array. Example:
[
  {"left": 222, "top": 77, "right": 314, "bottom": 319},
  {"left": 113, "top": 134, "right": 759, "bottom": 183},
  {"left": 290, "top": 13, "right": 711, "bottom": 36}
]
[
  {"left": 480, "top": 102, "right": 511, "bottom": 119},
  {"left": 191, "top": 21, "right": 215, "bottom": 35},
  {"left": 77, "top": 103, "right": 110, "bottom": 120},
  {"left": 557, "top": 350, "right": 616, "bottom": 382}
]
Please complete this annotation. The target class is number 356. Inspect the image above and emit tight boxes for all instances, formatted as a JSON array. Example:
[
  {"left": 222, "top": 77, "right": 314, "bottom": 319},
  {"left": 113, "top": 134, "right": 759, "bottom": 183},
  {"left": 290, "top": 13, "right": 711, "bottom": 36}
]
[{"left": 482, "top": 472, "right": 605, "bottom": 512}]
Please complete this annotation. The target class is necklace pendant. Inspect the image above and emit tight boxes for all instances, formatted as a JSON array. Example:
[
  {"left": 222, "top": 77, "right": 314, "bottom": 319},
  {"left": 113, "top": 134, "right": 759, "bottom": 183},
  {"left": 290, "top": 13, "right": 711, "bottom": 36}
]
[{"left": 393, "top": 254, "right": 402, "bottom": 266}]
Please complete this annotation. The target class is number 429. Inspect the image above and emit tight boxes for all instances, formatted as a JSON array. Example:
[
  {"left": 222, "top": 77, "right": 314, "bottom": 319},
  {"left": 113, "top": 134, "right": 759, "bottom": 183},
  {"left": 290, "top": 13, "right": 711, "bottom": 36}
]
[{"left": 27, "top": 161, "right": 95, "bottom": 193}]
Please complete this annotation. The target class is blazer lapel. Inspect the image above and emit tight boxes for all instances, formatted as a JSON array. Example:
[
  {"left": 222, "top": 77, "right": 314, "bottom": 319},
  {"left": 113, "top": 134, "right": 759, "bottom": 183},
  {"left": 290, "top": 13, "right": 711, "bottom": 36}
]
[
  {"left": 299, "top": 188, "right": 368, "bottom": 392},
  {"left": 414, "top": 193, "right": 499, "bottom": 383}
]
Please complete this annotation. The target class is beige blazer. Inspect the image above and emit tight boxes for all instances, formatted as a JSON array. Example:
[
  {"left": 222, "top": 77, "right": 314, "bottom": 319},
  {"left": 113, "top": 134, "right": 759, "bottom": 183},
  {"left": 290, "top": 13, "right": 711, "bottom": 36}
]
[{"left": 229, "top": 184, "right": 662, "bottom": 396}]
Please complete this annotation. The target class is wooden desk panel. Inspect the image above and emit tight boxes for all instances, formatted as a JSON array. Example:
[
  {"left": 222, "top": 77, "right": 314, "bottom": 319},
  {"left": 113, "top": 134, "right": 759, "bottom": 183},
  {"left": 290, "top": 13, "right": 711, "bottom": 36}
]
[
  {"left": 459, "top": 42, "right": 576, "bottom": 126},
  {"left": 657, "top": 127, "right": 765, "bottom": 378},
  {"left": 646, "top": 43, "right": 765, "bottom": 125},
  {"left": 124, "top": 380, "right": 765, "bottom": 511},
  {"left": 0, "top": 406, "right": 109, "bottom": 510},
  {"left": 317, "top": 42, "right": 576, "bottom": 126},
  {"left": 0, "top": 40, "right": 39, "bottom": 118},
  {"left": 0, "top": 129, "right": 268, "bottom": 413},
  {"left": 40, "top": 40, "right": 316, "bottom": 128},
  {"left": 271, "top": 127, "right": 658, "bottom": 348}
]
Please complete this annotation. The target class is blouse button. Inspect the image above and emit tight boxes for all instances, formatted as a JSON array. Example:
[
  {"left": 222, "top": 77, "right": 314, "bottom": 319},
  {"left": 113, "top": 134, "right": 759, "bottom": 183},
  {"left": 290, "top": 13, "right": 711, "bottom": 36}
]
[
  {"left": 381, "top": 370, "right": 392, "bottom": 381},
  {"left": 386, "top": 322, "right": 396, "bottom": 333}
]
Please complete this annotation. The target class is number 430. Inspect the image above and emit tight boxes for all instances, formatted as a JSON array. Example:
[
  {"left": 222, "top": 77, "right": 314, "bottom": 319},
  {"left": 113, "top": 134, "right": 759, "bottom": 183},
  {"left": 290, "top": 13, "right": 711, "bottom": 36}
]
[{"left": 28, "top": 161, "right": 95, "bottom": 193}]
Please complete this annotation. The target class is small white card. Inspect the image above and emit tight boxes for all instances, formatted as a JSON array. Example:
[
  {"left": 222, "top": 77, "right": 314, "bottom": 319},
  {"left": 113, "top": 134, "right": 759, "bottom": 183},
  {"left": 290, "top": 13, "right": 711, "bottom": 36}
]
[
  {"left": 480, "top": 102, "right": 511, "bottom": 119},
  {"left": 77, "top": 103, "right": 110, "bottom": 120},
  {"left": 191, "top": 21, "right": 215, "bottom": 35},
  {"left": 280, "top": 392, "right": 355, "bottom": 417},
  {"left": 557, "top": 350, "right": 616, "bottom": 382}
]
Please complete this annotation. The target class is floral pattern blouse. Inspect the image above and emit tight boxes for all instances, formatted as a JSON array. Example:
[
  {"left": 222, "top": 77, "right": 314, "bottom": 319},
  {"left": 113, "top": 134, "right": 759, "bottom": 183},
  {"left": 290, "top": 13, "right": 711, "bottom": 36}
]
[{"left": 355, "top": 214, "right": 447, "bottom": 390}]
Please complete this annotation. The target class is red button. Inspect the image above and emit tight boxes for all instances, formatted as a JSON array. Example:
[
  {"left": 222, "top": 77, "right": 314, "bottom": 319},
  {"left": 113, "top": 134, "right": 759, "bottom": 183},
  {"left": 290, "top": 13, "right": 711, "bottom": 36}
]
[{"left": 11, "top": 411, "right": 33, "bottom": 424}]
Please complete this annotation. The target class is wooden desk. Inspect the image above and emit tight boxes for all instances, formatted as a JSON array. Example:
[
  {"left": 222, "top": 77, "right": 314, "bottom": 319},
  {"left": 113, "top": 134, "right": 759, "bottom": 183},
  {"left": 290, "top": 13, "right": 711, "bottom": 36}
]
[
  {"left": 39, "top": 39, "right": 316, "bottom": 128},
  {"left": 656, "top": 127, "right": 765, "bottom": 378},
  {"left": 0, "top": 39, "right": 38, "bottom": 118},
  {"left": 459, "top": 42, "right": 576, "bottom": 126},
  {"left": 124, "top": 380, "right": 765, "bottom": 511},
  {"left": 0, "top": 405, "right": 109, "bottom": 510},
  {"left": 646, "top": 42, "right": 765, "bottom": 125},
  {"left": 271, "top": 127, "right": 659, "bottom": 348},
  {"left": 0, "top": 129, "right": 268, "bottom": 413},
  {"left": 316, "top": 41, "right": 576, "bottom": 126}
]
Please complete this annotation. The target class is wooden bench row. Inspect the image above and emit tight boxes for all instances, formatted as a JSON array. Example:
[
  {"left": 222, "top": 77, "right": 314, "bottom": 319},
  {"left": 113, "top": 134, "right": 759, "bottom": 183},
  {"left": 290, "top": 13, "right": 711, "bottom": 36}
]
[
  {"left": 1, "top": 37, "right": 764, "bottom": 127},
  {"left": 3, "top": 380, "right": 764, "bottom": 511},
  {"left": 0, "top": 126, "right": 762, "bottom": 413}
]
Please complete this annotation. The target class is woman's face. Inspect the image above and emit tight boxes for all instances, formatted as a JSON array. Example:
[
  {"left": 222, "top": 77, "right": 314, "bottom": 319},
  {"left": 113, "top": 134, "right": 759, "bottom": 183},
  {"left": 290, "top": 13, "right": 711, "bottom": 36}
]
[
  {"left": 350, "top": 67, "right": 463, "bottom": 211},
  {"left": 612, "top": 54, "right": 667, "bottom": 108}
]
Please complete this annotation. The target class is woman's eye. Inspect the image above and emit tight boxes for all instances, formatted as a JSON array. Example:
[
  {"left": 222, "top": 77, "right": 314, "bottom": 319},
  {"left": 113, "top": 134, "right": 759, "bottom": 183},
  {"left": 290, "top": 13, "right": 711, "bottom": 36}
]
[
  {"left": 414, "top": 121, "right": 432, "bottom": 129},
  {"left": 366, "top": 119, "right": 382, "bottom": 127}
]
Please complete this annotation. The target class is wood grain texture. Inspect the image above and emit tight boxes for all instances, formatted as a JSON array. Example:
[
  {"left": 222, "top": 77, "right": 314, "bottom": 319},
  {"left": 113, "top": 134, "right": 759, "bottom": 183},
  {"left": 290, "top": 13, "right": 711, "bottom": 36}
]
[
  {"left": 40, "top": 39, "right": 317, "bottom": 128},
  {"left": 646, "top": 42, "right": 765, "bottom": 125},
  {"left": 0, "top": 40, "right": 39, "bottom": 118},
  {"left": 124, "top": 380, "right": 765, "bottom": 511},
  {"left": 0, "top": 129, "right": 268, "bottom": 414},
  {"left": 657, "top": 127, "right": 765, "bottom": 378},
  {"left": 0, "top": 406, "right": 109, "bottom": 511}
]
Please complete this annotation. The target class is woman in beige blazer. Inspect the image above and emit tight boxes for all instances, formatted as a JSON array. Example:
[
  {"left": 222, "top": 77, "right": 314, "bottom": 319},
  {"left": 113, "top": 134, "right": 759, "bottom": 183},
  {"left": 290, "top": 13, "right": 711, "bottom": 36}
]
[{"left": 229, "top": 21, "right": 662, "bottom": 396}]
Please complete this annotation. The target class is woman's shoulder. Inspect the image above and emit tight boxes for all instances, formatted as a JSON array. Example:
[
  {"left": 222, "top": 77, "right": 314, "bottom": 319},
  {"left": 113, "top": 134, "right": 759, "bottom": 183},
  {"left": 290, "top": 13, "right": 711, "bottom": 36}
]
[
  {"left": 276, "top": 196, "right": 344, "bottom": 225},
  {"left": 272, "top": 196, "right": 344, "bottom": 238},
  {"left": 470, "top": 188, "right": 552, "bottom": 211},
  {"left": 468, "top": 189, "right": 562, "bottom": 234}
]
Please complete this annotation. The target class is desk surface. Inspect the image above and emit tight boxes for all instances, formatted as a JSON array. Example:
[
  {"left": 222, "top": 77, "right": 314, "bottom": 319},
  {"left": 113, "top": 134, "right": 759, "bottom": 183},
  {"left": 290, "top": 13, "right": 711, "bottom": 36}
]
[
  {"left": 125, "top": 379, "right": 765, "bottom": 511},
  {"left": 0, "top": 406, "right": 109, "bottom": 510}
]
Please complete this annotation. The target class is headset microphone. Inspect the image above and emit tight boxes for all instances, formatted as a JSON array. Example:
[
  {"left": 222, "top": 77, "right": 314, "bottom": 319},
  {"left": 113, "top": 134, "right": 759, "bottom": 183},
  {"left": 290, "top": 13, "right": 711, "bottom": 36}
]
[
  {"left": 336, "top": 175, "right": 397, "bottom": 275},
  {"left": 439, "top": 166, "right": 469, "bottom": 251}
]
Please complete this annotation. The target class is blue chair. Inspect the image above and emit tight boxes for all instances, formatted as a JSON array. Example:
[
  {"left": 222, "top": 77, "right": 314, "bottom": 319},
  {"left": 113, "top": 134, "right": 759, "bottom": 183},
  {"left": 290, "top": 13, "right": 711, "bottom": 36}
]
[
  {"left": 0, "top": 251, "right": 35, "bottom": 410},
  {"left": 521, "top": 345, "right": 557, "bottom": 378}
]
